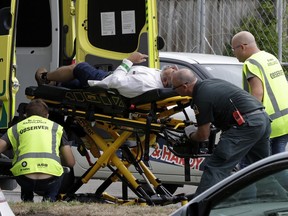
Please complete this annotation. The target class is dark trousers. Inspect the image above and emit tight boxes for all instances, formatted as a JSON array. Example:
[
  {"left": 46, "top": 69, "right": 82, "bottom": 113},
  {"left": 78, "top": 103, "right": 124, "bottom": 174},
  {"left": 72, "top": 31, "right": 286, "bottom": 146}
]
[
  {"left": 61, "top": 62, "right": 108, "bottom": 88},
  {"left": 195, "top": 112, "right": 271, "bottom": 195},
  {"left": 16, "top": 175, "right": 63, "bottom": 202}
]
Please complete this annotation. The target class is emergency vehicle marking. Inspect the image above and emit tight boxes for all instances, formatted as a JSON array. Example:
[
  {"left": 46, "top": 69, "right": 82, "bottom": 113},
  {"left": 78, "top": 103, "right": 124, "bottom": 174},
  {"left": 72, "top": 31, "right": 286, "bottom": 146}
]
[
  {"left": 0, "top": 80, "right": 6, "bottom": 96},
  {"left": 150, "top": 143, "right": 204, "bottom": 170}
]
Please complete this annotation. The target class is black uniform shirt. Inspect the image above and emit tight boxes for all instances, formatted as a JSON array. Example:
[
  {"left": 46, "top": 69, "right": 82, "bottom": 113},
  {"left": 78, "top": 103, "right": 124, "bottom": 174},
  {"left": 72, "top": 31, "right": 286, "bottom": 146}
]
[{"left": 191, "top": 79, "right": 264, "bottom": 130}]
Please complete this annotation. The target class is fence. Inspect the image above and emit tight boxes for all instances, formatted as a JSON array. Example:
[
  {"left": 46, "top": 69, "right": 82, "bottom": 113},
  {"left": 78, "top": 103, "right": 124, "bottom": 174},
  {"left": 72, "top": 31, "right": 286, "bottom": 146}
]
[{"left": 157, "top": 0, "right": 288, "bottom": 65}]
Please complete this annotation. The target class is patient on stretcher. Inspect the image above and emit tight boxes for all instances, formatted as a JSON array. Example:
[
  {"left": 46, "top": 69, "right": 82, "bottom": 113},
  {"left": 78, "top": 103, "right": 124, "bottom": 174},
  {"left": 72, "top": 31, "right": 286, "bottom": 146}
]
[{"left": 35, "top": 52, "right": 178, "bottom": 98}]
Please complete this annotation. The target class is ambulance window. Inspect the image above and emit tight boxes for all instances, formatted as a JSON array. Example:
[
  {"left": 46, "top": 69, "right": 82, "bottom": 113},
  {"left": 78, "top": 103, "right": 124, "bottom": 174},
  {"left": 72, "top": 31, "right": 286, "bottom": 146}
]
[
  {"left": 0, "top": 0, "right": 10, "bottom": 9},
  {"left": 16, "top": 0, "right": 51, "bottom": 47},
  {"left": 0, "top": 2, "right": 11, "bottom": 36},
  {"left": 87, "top": 0, "right": 146, "bottom": 53}
]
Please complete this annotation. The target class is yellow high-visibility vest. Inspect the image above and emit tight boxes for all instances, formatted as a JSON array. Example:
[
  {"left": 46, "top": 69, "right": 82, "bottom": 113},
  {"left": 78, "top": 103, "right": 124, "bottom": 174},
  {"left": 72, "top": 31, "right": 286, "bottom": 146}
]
[
  {"left": 243, "top": 51, "right": 288, "bottom": 138},
  {"left": 7, "top": 115, "right": 64, "bottom": 176}
]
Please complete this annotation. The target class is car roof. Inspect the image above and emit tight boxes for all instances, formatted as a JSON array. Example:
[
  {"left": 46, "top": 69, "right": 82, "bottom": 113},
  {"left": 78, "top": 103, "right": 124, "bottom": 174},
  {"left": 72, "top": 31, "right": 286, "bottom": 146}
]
[{"left": 159, "top": 52, "right": 242, "bottom": 65}]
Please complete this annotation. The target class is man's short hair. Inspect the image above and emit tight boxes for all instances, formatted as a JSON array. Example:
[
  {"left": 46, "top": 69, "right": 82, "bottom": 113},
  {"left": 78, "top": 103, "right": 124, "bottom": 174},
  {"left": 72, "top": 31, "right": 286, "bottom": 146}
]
[{"left": 25, "top": 99, "right": 49, "bottom": 117}]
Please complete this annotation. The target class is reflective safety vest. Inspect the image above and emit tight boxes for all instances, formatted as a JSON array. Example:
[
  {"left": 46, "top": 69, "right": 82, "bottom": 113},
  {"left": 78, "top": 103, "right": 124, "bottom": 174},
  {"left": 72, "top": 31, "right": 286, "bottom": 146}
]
[
  {"left": 7, "top": 115, "right": 64, "bottom": 176},
  {"left": 243, "top": 51, "right": 288, "bottom": 138}
]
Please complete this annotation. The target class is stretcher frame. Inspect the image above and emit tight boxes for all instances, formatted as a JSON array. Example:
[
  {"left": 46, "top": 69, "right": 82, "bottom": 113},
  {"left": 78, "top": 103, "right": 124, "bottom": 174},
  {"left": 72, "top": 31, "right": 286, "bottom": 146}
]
[{"left": 24, "top": 85, "right": 215, "bottom": 205}]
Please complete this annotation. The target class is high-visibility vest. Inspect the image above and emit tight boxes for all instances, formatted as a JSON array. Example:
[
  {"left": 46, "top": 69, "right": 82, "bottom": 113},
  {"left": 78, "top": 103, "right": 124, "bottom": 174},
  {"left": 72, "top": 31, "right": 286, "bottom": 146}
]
[
  {"left": 7, "top": 115, "right": 64, "bottom": 176},
  {"left": 243, "top": 51, "right": 288, "bottom": 138}
]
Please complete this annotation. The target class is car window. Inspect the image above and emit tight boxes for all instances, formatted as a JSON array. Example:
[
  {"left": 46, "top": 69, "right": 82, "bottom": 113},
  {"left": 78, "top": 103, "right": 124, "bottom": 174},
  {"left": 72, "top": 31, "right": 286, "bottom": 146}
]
[
  {"left": 160, "top": 60, "right": 243, "bottom": 88},
  {"left": 201, "top": 64, "right": 243, "bottom": 88},
  {"left": 210, "top": 169, "right": 288, "bottom": 215},
  {"left": 160, "top": 62, "right": 203, "bottom": 80}
]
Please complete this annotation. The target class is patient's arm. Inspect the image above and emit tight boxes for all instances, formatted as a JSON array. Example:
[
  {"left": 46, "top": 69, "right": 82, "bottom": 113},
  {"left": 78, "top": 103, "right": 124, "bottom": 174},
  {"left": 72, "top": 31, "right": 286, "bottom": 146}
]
[{"left": 127, "top": 52, "right": 148, "bottom": 64}]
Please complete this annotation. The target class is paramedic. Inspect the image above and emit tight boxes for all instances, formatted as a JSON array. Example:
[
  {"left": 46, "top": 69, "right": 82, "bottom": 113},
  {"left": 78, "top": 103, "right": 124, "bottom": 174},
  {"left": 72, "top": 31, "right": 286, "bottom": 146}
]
[
  {"left": 0, "top": 99, "right": 75, "bottom": 202},
  {"left": 35, "top": 52, "right": 176, "bottom": 98},
  {"left": 172, "top": 68, "right": 271, "bottom": 195},
  {"left": 232, "top": 31, "right": 288, "bottom": 155}
]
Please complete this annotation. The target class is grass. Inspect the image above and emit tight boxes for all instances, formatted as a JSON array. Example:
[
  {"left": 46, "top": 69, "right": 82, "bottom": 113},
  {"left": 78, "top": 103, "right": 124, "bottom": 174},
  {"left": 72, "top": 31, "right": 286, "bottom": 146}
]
[{"left": 9, "top": 201, "right": 180, "bottom": 216}]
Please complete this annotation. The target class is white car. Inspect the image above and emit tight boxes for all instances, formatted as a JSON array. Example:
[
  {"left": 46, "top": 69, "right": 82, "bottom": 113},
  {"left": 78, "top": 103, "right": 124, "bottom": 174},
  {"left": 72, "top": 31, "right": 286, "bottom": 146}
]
[{"left": 69, "top": 52, "right": 243, "bottom": 194}]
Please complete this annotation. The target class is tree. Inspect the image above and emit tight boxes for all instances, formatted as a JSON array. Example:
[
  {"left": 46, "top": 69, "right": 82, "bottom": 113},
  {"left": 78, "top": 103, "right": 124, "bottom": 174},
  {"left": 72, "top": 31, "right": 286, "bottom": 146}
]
[{"left": 224, "top": 0, "right": 288, "bottom": 71}]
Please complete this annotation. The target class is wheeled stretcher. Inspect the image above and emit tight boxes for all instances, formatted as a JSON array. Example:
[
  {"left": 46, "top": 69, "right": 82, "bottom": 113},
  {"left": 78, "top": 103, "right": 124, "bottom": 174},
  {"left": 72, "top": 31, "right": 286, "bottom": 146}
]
[{"left": 24, "top": 85, "right": 216, "bottom": 205}]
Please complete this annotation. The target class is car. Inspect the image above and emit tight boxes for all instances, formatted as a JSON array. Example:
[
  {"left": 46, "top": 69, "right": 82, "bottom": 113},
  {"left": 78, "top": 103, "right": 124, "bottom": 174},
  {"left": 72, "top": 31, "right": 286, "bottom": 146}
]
[
  {"left": 170, "top": 151, "right": 288, "bottom": 216},
  {"left": 70, "top": 52, "right": 243, "bottom": 194}
]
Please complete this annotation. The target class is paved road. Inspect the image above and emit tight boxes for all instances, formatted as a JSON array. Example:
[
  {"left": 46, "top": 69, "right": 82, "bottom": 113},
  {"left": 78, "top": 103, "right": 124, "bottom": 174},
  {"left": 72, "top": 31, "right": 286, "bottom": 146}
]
[{"left": 3, "top": 179, "right": 197, "bottom": 203}]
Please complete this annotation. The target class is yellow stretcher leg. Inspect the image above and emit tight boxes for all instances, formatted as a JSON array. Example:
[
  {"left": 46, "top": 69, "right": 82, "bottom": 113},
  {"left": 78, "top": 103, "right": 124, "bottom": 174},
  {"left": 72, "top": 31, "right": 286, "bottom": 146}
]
[
  {"left": 67, "top": 118, "right": 145, "bottom": 193},
  {"left": 63, "top": 118, "right": 188, "bottom": 205}
]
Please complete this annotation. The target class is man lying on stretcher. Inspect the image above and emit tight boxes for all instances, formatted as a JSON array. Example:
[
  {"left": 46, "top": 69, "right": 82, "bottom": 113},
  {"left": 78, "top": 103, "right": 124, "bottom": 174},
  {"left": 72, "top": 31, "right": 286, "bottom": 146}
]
[{"left": 35, "top": 52, "right": 177, "bottom": 98}]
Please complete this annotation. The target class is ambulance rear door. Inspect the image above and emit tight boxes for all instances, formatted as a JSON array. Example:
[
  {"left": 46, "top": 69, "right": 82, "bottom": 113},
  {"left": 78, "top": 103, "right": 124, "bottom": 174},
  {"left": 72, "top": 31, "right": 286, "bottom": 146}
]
[
  {"left": 0, "top": 0, "right": 18, "bottom": 130},
  {"left": 75, "top": 0, "right": 161, "bottom": 71}
]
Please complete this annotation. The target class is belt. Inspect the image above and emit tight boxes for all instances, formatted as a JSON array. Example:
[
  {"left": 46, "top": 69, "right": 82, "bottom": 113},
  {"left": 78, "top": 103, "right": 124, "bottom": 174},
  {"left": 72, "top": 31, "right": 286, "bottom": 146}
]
[
  {"left": 225, "top": 109, "right": 265, "bottom": 131},
  {"left": 243, "top": 109, "right": 265, "bottom": 117}
]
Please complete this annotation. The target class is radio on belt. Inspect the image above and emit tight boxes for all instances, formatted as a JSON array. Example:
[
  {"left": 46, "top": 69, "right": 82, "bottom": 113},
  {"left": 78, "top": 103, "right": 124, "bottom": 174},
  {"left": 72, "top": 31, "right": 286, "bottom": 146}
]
[{"left": 230, "top": 99, "right": 245, "bottom": 126}]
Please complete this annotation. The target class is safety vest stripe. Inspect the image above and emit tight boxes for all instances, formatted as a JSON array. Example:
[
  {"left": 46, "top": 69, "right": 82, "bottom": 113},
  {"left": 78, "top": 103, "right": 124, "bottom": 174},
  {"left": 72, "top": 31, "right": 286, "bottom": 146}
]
[
  {"left": 243, "top": 74, "right": 249, "bottom": 92},
  {"left": 16, "top": 152, "right": 60, "bottom": 163},
  {"left": 270, "top": 108, "right": 288, "bottom": 120},
  {"left": 11, "top": 125, "right": 20, "bottom": 157},
  {"left": 247, "top": 59, "right": 286, "bottom": 120},
  {"left": 51, "top": 122, "right": 58, "bottom": 155}
]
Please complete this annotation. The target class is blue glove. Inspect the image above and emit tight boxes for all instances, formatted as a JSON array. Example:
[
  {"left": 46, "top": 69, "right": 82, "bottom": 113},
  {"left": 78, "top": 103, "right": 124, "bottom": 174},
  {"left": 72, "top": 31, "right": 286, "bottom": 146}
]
[{"left": 184, "top": 125, "right": 197, "bottom": 138}]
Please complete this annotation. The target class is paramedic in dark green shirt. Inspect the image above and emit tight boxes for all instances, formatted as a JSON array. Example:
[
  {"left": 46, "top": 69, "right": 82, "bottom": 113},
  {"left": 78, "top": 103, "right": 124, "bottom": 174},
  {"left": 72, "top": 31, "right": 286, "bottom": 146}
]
[{"left": 171, "top": 68, "right": 271, "bottom": 196}]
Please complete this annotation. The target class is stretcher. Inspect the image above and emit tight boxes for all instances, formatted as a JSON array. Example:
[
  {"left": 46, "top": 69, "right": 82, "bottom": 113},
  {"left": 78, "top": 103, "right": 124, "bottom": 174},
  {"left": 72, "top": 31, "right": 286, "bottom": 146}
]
[{"left": 24, "top": 84, "right": 216, "bottom": 205}]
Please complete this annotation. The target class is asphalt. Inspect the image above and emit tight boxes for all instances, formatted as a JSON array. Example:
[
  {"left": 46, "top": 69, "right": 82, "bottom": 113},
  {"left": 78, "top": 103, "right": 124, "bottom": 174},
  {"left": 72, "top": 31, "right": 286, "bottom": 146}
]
[{"left": 3, "top": 179, "right": 197, "bottom": 203}]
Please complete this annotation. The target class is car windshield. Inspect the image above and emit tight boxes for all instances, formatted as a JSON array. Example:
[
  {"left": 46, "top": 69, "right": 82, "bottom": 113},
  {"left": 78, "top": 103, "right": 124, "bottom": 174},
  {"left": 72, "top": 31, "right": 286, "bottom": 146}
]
[
  {"left": 210, "top": 169, "right": 288, "bottom": 215},
  {"left": 201, "top": 64, "right": 243, "bottom": 88}
]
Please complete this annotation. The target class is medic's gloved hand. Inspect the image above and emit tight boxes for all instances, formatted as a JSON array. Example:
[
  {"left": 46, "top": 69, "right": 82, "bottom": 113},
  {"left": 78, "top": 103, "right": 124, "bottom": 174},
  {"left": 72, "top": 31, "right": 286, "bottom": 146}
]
[{"left": 184, "top": 125, "right": 197, "bottom": 138}]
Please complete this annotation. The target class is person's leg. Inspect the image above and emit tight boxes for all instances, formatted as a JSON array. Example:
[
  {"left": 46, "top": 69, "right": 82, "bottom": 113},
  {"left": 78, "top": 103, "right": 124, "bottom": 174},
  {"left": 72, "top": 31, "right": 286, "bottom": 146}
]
[
  {"left": 196, "top": 113, "right": 271, "bottom": 196},
  {"left": 34, "top": 176, "right": 63, "bottom": 202},
  {"left": 15, "top": 176, "right": 35, "bottom": 202},
  {"left": 236, "top": 114, "right": 271, "bottom": 200},
  {"left": 239, "top": 112, "right": 272, "bottom": 169},
  {"left": 195, "top": 127, "right": 251, "bottom": 195},
  {"left": 243, "top": 113, "right": 271, "bottom": 166},
  {"left": 35, "top": 64, "right": 77, "bottom": 86},
  {"left": 47, "top": 64, "right": 76, "bottom": 82},
  {"left": 72, "top": 62, "right": 109, "bottom": 87},
  {"left": 36, "top": 62, "right": 110, "bottom": 87},
  {"left": 60, "top": 79, "right": 81, "bottom": 89},
  {"left": 42, "top": 176, "right": 63, "bottom": 202},
  {"left": 270, "top": 134, "right": 288, "bottom": 155}
]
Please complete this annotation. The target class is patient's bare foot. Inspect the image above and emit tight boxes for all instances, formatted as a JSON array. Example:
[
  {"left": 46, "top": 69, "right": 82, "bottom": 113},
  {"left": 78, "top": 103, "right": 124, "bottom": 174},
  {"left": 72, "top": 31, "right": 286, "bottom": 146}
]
[{"left": 35, "top": 68, "right": 56, "bottom": 86}]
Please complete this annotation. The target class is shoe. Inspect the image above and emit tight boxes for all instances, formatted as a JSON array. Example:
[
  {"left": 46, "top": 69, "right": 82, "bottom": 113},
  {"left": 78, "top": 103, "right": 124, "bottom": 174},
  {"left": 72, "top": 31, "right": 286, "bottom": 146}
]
[{"left": 35, "top": 68, "right": 56, "bottom": 86}]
